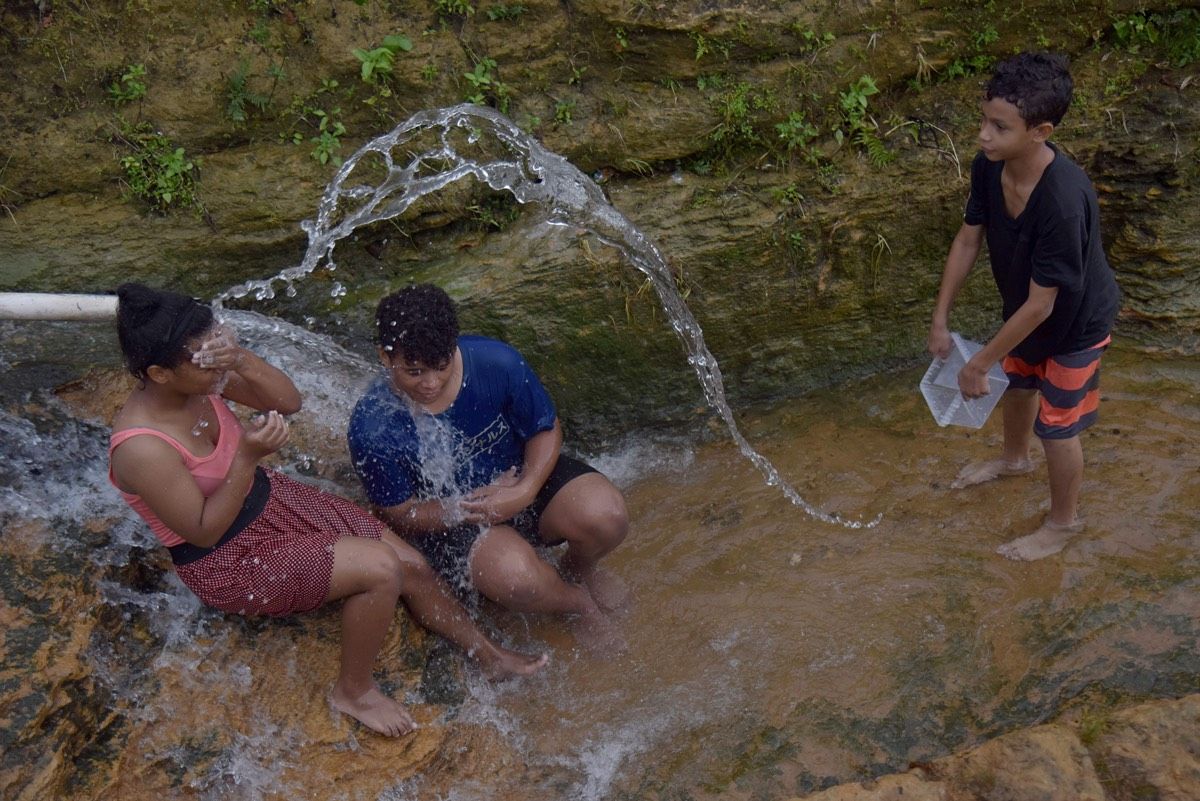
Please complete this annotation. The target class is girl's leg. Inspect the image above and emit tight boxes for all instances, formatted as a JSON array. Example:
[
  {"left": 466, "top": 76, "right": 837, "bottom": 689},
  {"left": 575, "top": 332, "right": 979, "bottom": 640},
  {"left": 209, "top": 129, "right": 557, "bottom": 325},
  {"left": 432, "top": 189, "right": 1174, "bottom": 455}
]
[
  {"left": 323, "top": 537, "right": 415, "bottom": 737},
  {"left": 377, "top": 529, "right": 548, "bottom": 679}
]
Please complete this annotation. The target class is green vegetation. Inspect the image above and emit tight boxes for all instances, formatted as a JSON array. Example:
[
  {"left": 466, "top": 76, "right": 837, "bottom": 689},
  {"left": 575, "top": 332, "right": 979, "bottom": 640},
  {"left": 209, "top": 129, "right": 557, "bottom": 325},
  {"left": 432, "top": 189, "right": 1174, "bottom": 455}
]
[
  {"left": 224, "top": 62, "right": 272, "bottom": 124},
  {"left": 435, "top": 0, "right": 475, "bottom": 17},
  {"left": 108, "top": 63, "right": 147, "bottom": 104},
  {"left": 463, "top": 57, "right": 511, "bottom": 113},
  {"left": 116, "top": 122, "right": 200, "bottom": 213},
  {"left": 709, "top": 81, "right": 778, "bottom": 156},
  {"left": 554, "top": 99, "right": 575, "bottom": 126},
  {"left": 485, "top": 3, "right": 526, "bottom": 21},
  {"left": 790, "top": 23, "right": 834, "bottom": 54},
  {"left": 775, "top": 110, "right": 819, "bottom": 159},
  {"left": 352, "top": 34, "right": 412, "bottom": 84},
  {"left": 836, "top": 75, "right": 893, "bottom": 166},
  {"left": 309, "top": 108, "right": 347, "bottom": 165},
  {"left": 691, "top": 31, "right": 731, "bottom": 61},
  {"left": 282, "top": 79, "right": 348, "bottom": 166},
  {"left": 467, "top": 193, "right": 519, "bottom": 230},
  {"left": 1113, "top": 8, "right": 1200, "bottom": 66}
]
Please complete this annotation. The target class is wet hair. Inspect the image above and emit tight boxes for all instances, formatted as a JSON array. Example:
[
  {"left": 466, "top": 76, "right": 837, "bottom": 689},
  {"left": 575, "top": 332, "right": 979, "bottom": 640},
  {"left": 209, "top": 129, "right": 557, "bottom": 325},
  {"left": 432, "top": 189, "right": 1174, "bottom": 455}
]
[
  {"left": 116, "top": 283, "right": 213, "bottom": 380},
  {"left": 375, "top": 284, "right": 459, "bottom": 367},
  {"left": 985, "top": 52, "right": 1073, "bottom": 127}
]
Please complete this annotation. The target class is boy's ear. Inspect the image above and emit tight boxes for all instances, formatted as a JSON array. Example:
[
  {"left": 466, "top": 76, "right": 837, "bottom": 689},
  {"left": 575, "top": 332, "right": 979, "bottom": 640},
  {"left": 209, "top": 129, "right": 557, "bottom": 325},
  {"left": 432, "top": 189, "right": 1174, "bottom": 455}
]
[
  {"left": 1031, "top": 120, "right": 1054, "bottom": 143},
  {"left": 377, "top": 345, "right": 393, "bottom": 368}
]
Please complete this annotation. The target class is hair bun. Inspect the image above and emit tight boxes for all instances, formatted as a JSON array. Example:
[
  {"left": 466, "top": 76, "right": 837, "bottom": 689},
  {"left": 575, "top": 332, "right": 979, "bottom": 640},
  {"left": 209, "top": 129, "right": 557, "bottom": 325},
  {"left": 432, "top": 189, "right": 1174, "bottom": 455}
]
[{"left": 116, "top": 283, "right": 164, "bottom": 327}]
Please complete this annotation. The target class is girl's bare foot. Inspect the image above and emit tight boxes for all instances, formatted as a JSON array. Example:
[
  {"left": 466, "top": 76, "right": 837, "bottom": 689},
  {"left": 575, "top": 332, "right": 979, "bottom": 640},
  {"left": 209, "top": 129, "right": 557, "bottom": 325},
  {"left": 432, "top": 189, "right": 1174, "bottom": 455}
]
[
  {"left": 996, "top": 518, "right": 1084, "bottom": 561},
  {"left": 330, "top": 684, "right": 417, "bottom": 737},
  {"left": 951, "top": 457, "right": 1036, "bottom": 489},
  {"left": 477, "top": 647, "right": 550, "bottom": 681}
]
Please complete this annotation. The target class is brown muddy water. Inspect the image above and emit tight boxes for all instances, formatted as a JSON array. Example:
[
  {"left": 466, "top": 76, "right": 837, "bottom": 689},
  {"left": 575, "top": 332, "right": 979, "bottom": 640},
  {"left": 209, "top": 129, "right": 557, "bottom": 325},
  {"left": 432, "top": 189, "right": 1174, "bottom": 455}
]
[{"left": 2, "top": 340, "right": 1197, "bottom": 801}]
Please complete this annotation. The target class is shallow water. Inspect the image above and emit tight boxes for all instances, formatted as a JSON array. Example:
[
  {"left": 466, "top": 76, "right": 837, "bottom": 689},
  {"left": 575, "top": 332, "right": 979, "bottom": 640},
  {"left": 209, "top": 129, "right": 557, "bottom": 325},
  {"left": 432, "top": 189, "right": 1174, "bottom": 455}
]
[{"left": 1, "top": 341, "right": 1197, "bottom": 801}]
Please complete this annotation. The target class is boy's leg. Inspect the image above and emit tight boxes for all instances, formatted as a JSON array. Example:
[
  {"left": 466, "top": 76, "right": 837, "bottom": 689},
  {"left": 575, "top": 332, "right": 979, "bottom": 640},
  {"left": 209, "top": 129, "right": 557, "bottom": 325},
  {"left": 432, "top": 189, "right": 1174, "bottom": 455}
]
[
  {"left": 997, "top": 340, "right": 1106, "bottom": 560},
  {"left": 376, "top": 529, "right": 548, "bottom": 679},
  {"left": 1043, "top": 435, "right": 1083, "bottom": 526},
  {"left": 468, "top": 525, "right": 624, "bottom": 653},
  {"left": 951, "top": 388, "right": 1039, "bottom": 488},
  {"left": 537, "top": 472, "right": 629, "bottom": 610}
]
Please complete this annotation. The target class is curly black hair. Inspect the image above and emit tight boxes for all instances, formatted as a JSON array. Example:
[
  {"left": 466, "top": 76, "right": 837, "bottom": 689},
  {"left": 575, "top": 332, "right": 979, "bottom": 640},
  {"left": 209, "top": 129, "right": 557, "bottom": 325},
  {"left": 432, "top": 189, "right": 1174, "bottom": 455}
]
[
  {"left": 375, "top": 284, "right": 459, "bottom": 367},
  {"left": 985, "top": 51, "right": 1073, "bottom": 127},
  {"left": 116, "top": 283, "right": 213, "bottom": 380}
]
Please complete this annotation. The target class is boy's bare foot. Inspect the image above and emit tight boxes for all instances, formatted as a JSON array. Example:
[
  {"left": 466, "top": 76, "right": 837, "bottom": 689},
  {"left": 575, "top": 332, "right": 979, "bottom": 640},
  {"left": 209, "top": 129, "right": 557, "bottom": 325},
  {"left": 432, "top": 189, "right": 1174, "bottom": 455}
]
[
  {"left": 996, "top": 518, "right": 1084, "bottom": 561},
  {"left": 583, "top": 568, "right": 630, "bottom": 615},
  {"left": 951, "top": 457, "right": 1036, "bottom": 489},
  {"left": 330, "top": 684, "right": 417, "bottom": 737},
  {"left": 572, "top": 605, "right": 628, "bottom": 656},
  {"left": 477, "top": 647, "right": 550, "bottom": 681}
]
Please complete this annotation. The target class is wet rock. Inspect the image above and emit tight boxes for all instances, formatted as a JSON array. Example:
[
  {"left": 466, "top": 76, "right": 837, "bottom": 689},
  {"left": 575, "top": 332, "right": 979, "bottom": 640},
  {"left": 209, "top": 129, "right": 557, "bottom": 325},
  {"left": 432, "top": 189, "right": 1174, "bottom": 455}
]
[{"left": 1089, "top": 694, "right": 1200, "bottom": 801}]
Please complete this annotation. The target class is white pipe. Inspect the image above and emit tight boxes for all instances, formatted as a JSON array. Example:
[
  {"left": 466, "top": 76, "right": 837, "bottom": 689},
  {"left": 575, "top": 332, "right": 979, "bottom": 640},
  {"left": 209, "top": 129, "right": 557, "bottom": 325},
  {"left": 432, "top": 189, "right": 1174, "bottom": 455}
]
[{"left": 0, "top": 293, "right": 118, "bottom": 321}]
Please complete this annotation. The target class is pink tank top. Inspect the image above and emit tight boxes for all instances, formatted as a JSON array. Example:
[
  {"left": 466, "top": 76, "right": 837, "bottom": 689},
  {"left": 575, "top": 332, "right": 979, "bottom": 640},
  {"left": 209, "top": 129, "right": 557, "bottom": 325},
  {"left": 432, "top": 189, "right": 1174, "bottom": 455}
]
[{"left": 109, "top": 395, "right": 246, "bottom": 547}]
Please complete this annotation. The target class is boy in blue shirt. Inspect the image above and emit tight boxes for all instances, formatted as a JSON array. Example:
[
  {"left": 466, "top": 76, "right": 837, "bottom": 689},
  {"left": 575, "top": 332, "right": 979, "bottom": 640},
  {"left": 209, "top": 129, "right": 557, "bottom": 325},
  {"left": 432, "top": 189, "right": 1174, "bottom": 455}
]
[
  {"left": 927, "top": 52, "right": 1120, "bottom": 561},
  {"left": 349, "top": 284, "right": 628, "bottom": 652}
]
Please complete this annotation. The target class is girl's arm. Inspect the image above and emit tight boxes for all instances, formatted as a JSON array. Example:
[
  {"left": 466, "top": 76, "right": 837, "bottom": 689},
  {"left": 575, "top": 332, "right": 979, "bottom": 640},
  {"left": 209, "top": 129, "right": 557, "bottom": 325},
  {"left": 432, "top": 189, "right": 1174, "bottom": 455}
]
[
  {"left": 195, "top": 327, "right": 302, "bottom": 414},
  {"left": 111, "top": 412, "right": 289, "bottom": 547}
]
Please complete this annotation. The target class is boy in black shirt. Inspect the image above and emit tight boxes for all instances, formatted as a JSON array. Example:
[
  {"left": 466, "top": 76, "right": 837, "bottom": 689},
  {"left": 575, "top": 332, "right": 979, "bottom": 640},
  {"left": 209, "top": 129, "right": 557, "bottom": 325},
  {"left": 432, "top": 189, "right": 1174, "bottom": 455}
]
[{"left": 927, "top": 52, "right": 1120, "bottom": 561}]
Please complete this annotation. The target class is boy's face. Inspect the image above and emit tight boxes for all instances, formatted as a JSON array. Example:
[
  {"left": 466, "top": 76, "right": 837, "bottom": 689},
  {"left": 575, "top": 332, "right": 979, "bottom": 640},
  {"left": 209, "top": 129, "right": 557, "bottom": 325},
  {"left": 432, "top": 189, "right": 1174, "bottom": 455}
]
[
  {"left": 978, "top": 97, "right": 1051, "bottom": 162},
  {"left": 379, "top": 348, "right": 455, "bottom": 405}
]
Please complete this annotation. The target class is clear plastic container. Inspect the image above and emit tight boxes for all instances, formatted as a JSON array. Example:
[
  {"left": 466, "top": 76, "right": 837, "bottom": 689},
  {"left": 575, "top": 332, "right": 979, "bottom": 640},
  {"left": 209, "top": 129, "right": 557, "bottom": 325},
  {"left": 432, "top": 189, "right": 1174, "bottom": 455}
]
[{"left": 920, "top": 332, "right": 1010, "bottom": 428}]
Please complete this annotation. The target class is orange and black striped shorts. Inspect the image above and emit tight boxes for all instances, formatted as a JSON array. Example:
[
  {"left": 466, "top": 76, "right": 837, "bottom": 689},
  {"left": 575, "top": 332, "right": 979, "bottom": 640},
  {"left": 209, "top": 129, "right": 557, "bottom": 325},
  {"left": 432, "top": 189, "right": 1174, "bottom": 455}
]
[{"left": 1002, "top": 336, "right": 1111, "bottom": 440}]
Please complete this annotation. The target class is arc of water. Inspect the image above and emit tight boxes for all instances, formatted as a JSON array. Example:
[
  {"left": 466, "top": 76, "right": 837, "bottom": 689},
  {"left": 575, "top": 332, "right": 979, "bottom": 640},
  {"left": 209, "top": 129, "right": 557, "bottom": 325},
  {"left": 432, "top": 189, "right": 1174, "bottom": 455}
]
[{"left": 217, "top": 104, "right": 879, "bottom": 529}]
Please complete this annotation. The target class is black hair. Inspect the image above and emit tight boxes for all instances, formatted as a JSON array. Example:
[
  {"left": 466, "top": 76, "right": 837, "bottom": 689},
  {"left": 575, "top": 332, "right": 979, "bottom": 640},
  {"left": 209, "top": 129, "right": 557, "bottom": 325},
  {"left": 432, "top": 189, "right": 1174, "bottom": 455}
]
[
  {"left": 375, "top": 284, "right": 459, "bottom": 367},
  {"left": 985, "top": 51, "right": 1073, "bottom": 127},
  {"left": 116, "top": 283, "right": 213, "bottom": 380}
]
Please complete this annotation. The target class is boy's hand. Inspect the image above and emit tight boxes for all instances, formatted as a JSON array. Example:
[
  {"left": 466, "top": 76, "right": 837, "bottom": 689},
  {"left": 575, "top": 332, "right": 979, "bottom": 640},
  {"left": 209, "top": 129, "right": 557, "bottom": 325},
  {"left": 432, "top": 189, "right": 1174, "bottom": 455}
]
[
  {"left": 927, "top": 324, "right": 952, "bottom": 360},
  {"left": 461, "top": 472, "right": 532, "bottom": 524},
  {"left": 242, "top": 410, "right": 289, "bottom": 458},
  {"left": 957, "top": 360, "right": 991, "bottom": 399}
]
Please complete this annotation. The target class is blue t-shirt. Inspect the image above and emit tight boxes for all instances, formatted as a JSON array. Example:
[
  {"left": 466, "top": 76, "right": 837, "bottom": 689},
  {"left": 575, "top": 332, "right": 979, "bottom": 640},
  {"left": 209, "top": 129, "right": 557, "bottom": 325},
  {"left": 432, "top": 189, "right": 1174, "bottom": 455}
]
[{"left": 348, "top": 335, "right": 557, "bottom": 507}]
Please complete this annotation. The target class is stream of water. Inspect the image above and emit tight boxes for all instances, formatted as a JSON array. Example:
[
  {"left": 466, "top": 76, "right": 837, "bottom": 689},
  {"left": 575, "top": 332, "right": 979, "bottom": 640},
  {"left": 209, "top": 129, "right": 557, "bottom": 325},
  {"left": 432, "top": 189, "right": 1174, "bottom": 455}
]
[{"left": 215, "top": 103, "right": 874, "bottom": 529}]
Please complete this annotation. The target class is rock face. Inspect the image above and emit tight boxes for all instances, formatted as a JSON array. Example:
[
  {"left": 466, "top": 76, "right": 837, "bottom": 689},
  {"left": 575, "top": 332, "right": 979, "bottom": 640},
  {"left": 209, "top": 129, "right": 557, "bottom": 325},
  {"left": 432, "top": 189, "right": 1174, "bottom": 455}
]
[
  {"left": 797, "top": 694, "right": 1200, "bottom": 801},
  {"left": 1, "top": 1, "right": 1197, "bottom": 437}
]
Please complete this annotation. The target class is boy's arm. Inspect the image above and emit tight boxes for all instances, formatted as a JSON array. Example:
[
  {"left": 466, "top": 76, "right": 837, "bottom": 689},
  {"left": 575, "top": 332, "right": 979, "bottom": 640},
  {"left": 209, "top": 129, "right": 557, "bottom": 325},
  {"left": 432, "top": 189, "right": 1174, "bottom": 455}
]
[
  {"left": 928, "top": 223, "right": 984, "bottom": 359},
  {"left": 375, "top": 497, "right": 463, "bottom": 537},
  {"left": 958, "top": 279, "right": 1058, "bottom": 398},
  {"left": 461, "top": 420, "right": 562, "bottom": 524}
]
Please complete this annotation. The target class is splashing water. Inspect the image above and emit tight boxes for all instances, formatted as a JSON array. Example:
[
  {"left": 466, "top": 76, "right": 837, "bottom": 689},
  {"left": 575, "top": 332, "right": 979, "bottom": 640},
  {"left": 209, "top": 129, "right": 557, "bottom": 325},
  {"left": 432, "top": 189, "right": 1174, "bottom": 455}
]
[{"left": 216, "top": 104, "right": 877, "bottom": 529}]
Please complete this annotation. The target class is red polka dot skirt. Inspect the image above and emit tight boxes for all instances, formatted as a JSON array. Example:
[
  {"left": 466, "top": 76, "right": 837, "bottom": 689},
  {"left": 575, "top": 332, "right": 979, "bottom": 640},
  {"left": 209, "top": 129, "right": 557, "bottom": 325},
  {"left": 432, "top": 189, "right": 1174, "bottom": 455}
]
[{"left": 175, "top": 469, "right": 385, "bottom": 617}]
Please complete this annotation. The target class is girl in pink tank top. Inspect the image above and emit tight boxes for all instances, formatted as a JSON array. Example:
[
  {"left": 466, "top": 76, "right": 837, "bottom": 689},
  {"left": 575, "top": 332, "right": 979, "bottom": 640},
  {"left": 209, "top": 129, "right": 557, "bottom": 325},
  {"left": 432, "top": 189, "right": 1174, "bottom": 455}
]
[{"left": 110, "top": 284, "right": 544, "bottom": 738}]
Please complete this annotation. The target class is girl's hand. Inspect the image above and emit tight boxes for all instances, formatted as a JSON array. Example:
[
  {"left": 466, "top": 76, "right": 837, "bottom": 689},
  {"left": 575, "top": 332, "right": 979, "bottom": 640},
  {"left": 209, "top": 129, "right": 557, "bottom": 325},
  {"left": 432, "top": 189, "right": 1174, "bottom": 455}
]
[
  {"left": 242, "top": 410, "right": 289, "bottom": 458},
  {"left": 192, "top": 324, "right": 243, "bottom": 371}
]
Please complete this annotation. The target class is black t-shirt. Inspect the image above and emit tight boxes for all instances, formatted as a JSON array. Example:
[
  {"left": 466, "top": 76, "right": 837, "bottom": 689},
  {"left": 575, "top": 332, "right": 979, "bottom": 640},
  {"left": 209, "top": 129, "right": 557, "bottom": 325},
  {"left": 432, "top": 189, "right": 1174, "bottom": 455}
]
[{"left": 964, "top": 145, "right": 1121, "bottom": 363}]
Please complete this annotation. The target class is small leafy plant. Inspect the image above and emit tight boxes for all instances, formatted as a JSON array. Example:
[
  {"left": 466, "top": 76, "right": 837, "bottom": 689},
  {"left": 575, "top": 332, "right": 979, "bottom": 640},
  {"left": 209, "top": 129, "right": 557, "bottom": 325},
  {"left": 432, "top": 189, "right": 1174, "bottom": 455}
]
[
  {"left": 352, "top": 34, "right": 413, "bottom": 84},
  {"left": 108, "top": 64, "right": 147, "bottom": 104},
  {"left": 1113, "top": 9, "right": 1200, "bottom": 66},
  {"left": 485, "top": 3, "right": 525, "bottom": 21},
  {"left": 463, "top": 57, "right": 511, "bottom": 112},
  {"left": 435, "top": 0, "right": 475, "bottom": 16},
  {"left": 116, "top": 122, "right": 200, "bottom": 213},
  {"left": 836, "top": 75, "right": 893, "bottom": 166},
  {"left": 224, "top": 62, "right": 271, "bottom": 124},
  {"left": 554, "top": 99, "right": 575, "bottom": 126}
]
